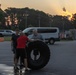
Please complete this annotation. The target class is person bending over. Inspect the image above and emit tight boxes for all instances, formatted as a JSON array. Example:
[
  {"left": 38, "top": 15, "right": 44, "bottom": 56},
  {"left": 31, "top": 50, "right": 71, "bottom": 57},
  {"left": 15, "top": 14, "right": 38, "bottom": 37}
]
[{"left": 31, "top": 29, "right": 43, "bottom": 41}]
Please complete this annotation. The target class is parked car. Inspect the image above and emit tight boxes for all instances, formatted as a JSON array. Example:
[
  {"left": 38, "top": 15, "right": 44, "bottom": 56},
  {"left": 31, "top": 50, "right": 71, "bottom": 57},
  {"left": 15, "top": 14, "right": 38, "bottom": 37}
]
[{"left": 0, "top": 30, "right": 15, "bottom": 36}]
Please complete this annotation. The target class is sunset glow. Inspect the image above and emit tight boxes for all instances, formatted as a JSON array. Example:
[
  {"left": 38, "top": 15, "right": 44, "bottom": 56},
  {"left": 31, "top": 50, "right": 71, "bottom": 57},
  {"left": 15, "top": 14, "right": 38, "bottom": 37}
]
[
  {"left": 62, "top": 7, "right": 72, "bottom": 20},
  {"left": 0, "top": 0, "right": 76, "bottom": 16}
]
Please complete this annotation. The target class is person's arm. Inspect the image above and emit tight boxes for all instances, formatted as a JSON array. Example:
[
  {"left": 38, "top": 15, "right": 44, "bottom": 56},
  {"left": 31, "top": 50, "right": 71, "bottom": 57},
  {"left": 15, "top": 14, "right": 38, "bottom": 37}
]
[
  {"left": 26, "top": 35, "right": 34, "bottom": 42},
  {"left": 35, "top": 34, "right": 44, "bottom": 41},
  {"left": 11, "top": 34, "right": 15, "bottom": 49},
  {"left": 36, "top": 34, "right": 45, "bottom": 42},
  {"left": 11, "top": 34, "right": 13, "bottom": 44},
  {"left": 11, "top": 35, "right": 14, "bottom": 51},
  {"left": 28, "top": 38, "right": 34, "bottom": 42},
  {"left": 40, "top": 34, "right": 43, "bottom": 40}
]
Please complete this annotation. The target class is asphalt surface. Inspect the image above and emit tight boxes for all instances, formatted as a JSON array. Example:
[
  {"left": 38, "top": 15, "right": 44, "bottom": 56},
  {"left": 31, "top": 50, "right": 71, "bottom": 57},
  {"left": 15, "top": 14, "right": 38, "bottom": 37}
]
[{"left": 0, "top": 41, "right": 76, "bottom": 75}]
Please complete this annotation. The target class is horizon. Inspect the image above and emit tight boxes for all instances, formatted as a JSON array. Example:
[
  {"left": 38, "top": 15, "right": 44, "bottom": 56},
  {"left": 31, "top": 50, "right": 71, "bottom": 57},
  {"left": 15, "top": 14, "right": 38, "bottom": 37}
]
[{"left": 0, "top": 0, "right": 76, "bottom": 17}]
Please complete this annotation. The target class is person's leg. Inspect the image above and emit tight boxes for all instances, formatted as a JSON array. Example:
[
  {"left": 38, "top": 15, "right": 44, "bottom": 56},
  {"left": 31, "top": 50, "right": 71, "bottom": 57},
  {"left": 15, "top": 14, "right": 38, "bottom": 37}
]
[
  {"left": 24, "top": 58, "right": 28, "bottom": 70},
  {"left": 21, "top": 49, "right": 28, "bottom": 70},
  {"left": 12, "top": 54, "right": 15, "bottom": 64},
  {"left": 14, "top": 58, "right": 19, "bottom": 73},
  {"left": 12, "top": 48, "right": 16, "bottom": 65},
  {"left": 14, "top": 49, "right": 19, "bottom": 69},
  {"left": 21, "top": 56, "right": 24, "bottom": 65},
  {"left": 14, "top": 58, "right": 18, "bottom": 68},
  {"left": 14, "top": 56, "right": 19, "bottom": 72}
]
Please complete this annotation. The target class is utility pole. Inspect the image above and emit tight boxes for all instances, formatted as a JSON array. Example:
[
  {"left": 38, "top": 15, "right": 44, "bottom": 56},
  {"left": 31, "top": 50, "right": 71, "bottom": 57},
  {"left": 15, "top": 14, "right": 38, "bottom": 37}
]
[
  {"left": 24, "top": 11, "right": 29, "bottom": 28},
  {"left": 38, "top": 14, "right": 41, "bottom": 27}
]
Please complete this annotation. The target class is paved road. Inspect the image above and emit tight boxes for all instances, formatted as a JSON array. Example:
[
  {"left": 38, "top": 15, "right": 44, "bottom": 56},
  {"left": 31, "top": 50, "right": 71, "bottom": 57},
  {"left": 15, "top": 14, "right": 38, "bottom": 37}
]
[{"left": 0, "top": 41, "right": 76, "bottom": 75}]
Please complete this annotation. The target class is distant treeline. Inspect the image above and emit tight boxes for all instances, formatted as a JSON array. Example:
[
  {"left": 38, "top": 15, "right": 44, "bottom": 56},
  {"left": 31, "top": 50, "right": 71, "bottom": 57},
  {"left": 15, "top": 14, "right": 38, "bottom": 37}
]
[{"left": 0, "top": 7, "right": 76, "bottom": 31}]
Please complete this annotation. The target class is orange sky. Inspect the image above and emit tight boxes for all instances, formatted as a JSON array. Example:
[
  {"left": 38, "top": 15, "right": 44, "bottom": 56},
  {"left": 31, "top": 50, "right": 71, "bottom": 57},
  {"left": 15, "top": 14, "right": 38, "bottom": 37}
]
[{"left": 0, "top": 0, "right": 76, "bottom": 16}]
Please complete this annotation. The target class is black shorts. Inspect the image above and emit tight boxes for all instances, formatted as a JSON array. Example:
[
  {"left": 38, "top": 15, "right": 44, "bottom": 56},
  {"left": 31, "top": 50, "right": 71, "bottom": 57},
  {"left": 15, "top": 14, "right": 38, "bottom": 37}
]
[{"left": 15, "top": 48, "right": 27, "bottom": 59}]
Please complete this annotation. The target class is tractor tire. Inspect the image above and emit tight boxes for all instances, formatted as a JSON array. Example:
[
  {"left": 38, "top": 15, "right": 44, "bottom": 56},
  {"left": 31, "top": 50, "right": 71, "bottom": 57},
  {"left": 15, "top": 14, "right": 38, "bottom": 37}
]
[{"left": 26, "top": 40, "right": 50, "bottom": 70}]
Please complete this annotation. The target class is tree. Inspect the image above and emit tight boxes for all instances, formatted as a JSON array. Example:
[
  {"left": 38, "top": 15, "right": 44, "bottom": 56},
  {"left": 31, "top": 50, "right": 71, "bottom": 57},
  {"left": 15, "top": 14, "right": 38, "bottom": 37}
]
[
  {"left": 0, "top": 9, "right": 5, "bottom": 29},
  {"left": 3, "top": 7, "right": 74, "bottom": 30},
  {"left": 71, "top": 13, "right": 76, "bottom": 28},
  {"left": 4, "top": 7, "right": 50, "bottom": 29},
  {"left": 50, "top": 15, "right": 73, "bottom": 31}
]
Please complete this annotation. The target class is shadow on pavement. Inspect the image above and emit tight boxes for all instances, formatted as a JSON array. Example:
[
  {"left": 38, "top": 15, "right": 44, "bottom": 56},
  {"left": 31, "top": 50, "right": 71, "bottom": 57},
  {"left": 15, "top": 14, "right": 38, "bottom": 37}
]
[{"left": 24, "top": 70, "right": 54, "bottom": 75}]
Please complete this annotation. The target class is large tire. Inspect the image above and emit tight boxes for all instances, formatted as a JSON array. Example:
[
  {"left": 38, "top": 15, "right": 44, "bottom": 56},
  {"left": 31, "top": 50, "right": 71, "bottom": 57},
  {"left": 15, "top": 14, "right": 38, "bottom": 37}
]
[{"left": 26, "top": 41, "right": 50, "bottom": 70}]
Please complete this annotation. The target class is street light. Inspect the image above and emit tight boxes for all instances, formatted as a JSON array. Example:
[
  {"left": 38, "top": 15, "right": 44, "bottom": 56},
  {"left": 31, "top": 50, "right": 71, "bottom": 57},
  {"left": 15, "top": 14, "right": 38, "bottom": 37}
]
[
  {"left": 24, "top": 10, "right": 29, "bottom": 28},
  {"left": 62, "top": 17, "right": 65, "bottom": 33},
  {"left": 38, "top": 14, "right": 41, "bottom": 27},
  {"left": 25, "top": 14, "right": 29, "bottom": 28},
  {"left": 23, "top": 13, "right": 29, "bottom": 28},
  {"left": 48, "top": 15, "right": 54, "bottom": 27}
]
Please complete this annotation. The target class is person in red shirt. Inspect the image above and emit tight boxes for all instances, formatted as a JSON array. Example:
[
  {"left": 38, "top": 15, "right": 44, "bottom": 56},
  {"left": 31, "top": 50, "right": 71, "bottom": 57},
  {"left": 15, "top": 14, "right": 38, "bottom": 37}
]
[{"left": 14, "top": 31, "right": 33, "bottom": 71}]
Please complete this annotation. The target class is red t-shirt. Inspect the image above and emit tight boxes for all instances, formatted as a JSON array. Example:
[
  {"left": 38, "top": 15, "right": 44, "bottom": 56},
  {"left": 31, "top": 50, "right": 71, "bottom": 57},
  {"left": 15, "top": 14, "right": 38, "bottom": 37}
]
[{"left": 17, "top": 35, "right": 28, "bottom": 48}]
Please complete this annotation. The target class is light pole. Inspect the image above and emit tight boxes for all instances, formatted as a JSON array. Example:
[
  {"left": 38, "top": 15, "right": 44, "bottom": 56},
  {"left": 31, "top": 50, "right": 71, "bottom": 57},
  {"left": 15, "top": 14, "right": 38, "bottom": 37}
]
[
  {"left": 25, "top": 14, "right": 28, "bottom": 28},
  {"left": 49, "top": 15, "right": 53, "bottom": 27},
  {"left": 38, "top": 14, "right": 41, "bottom": 27},
  {"left": 24, "top": 11, "right": 29, "bottom": 28},
  {"left": 62, "top": 17, "right": 65, "bottom": 33}
]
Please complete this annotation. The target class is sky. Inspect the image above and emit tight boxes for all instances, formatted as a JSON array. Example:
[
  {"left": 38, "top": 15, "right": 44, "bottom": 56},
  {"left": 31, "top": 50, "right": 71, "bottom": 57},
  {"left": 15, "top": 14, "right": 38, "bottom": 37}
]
[{"left": 0, "top": 0, "right": 76, "bottom": 16}]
